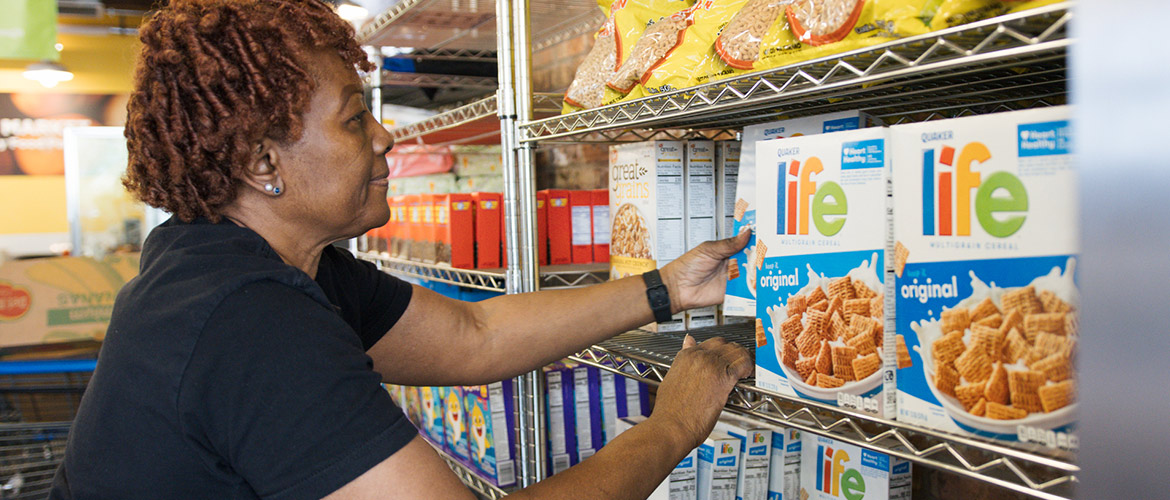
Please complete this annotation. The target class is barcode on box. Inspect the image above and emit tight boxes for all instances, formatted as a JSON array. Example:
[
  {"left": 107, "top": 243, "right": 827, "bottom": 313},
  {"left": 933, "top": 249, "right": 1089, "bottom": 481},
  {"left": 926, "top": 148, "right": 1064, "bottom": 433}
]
[
  {"left": 552, "top": 454, "right": 571, "bottom": 475},
  {"left": 497, "top": 459, "right": 516, "bottom": 486}
]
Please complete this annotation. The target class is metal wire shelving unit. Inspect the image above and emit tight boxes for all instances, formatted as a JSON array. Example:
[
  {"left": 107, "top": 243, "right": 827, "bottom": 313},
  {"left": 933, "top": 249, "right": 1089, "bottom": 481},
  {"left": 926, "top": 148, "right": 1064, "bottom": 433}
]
[
  {"left": 356, "top": 252, "right": 608, "bottom": 293},
  {"left": 429, "top": 442, "right": 511, "bottom": 499},
  {"left": 388, "top": 93, "right": 563, "bottom": 146}
]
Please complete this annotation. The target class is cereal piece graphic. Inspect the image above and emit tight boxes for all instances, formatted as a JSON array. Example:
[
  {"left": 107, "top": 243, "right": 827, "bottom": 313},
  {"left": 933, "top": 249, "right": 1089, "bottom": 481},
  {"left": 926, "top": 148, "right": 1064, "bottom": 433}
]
[
  {"left": 848, "top": 315, "right": 878, "bottom": 342},
  {"left": 985, "top": 402, "right": 1027, "bottom": 420},
  {"left": 1008, "top": 370, "right": 1046, "bottom": 413},
  {"left": 940, "top": 307, "right": 971, "bottom": 335},
  {"left": 975, "top": 313, "right": 1003, "bottom": 329},
  {"left": 734, "top": 198, "right": 749, "bottom": 221},
  {"left": 1002, "top": 328, "right": 1030, "bottom": 364},
  {"left": 755, "top": 318, "right": 768, "bottom": 347},
  {"left": 970, "top": 398, "right": 987, "bottom": 417},
  {"left": 826, "top": 296, "right": 843, "bottom": 324},
  {"left": 870, "top": 321, "right": 884, "bottom": 350},
  {"left": 796, "top": 357, "right": 817, "bottom": 380},
  {"left": 809, "top": 300, "right": 828, "bottom": 312},
  {"left": 787, "top": 294, "right": 807, "bottom": 317},
  {"left": 805, "top": 308, "right": 828, "bottom": 339},
  {"left": 829, "top": 313, "right": 849, "bottom": 341},
  {"left": 896, "top": 335, "right": 913, "bottom": 369},
  {"left": 955, "top": 381, "right": 987, "bottom": 410},
  {"left": 611, "top": 203, "right": 652, "bottom": 259},
  {"left": 852, "top": 353, "right": 881, "bottom": 380},
  {"left": 999, "top": 309, "right": 1025, "bottom": 338},
  {"left": 955, "top": 347, "right": 993, "bottom": 383},
  {"left": 1031, "top": 332, "right": 1069, "bottom": 363},
  {"left": 781, "top": 314, "right": 804, "bottom": 343},
  {"left": 844, "top": 298, "right": 870, "bottom": 318},
  {"left": 728, "top": 258, "right": 740, "bottom": 280},
  {"left": 1064, "top": 313, "right": 1079, "bottom": 337},
  {"left": 815, "top": 341, "right": 832, "bottom": 375},
  {"left": 1032, "top": 353, "right": 1073, "bottom": 382},
  {"left": 845, "top": 332, "right": 876, "bottom": 356},
  {"left": 1025, "top": 312, "right": 1067, "bottom": 338},
  {"left": 870, "top": 296, "right": 884, "bottom": 319},
  {"left": 984, "top": 362, "right": 1010, "bottom": 405},
  {"left": 1039, "top": 380, "right": 1075, "bottom": 413},
  {"left": 806, "top": 371, "right": 819, "bottom": 386},
  {"left": 796, "top": 326, "right": 822, "bottom": 357},
  {"left": 754, "top": 240, "right": 768, "bottom": 269},
  {"left": 1002, "top": 286, "right": 1043, "bottom": 315},
  {"left": 970, "top": 325, "right": 1004, "bottom": 359},
  {"left": 852, "top": 280, "right": 876, "bottom": 299},
  {"left": 1039, "top": 289, "right": 1072, "bottom": 314},
  {"left": 935, "top": 364, "right": 960, "bottom": 398},
  {"left": 931, "top": 331, "right": 966, "bottom": 367},
  {"left": 783, "top": 340, "right": 800, "bottom": 370},
  {"left": 893, "top": 241, "right": 909, "bottom": 278},
  {"left": 831, "top": 345, "right": 858, "bottom": 381},
  {"left": 816, "top": 373, "right": 845, "bottom": 388},
  {"left": 828, "top": 276, "right": 855, "bottom": 301},
  {"left": 970, "top": 297, "right": 1000, "bottom": 323},
  {"left": 808, "top": 285, "right": 827, "bottom": 305}
]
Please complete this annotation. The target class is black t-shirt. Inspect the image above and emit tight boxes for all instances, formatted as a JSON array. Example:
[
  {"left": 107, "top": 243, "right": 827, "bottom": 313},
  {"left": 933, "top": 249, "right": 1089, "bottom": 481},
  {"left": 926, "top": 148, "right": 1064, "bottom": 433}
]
[{"left": 50, "top": 218, "right": 416, "bottom": 499}]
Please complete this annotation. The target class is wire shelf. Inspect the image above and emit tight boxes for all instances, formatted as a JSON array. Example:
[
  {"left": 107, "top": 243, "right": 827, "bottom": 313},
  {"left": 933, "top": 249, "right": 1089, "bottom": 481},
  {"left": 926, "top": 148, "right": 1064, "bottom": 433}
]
[
  {"left": 568, "top": 325, "right": 1078, "bottom": 500},
  {"left": 430, "top": 442, "right": 511, "bottom": 499},
  {"left": 356, "top": 253, "right": 609, "bottom": 293},
  {"left": 382, "top": 71, "right": 499, "bottom": 90},
  {"left": 388, "top": 93, "right": 564, "bottom": 146},
  {"left": 522, "top": 4, "right": 1071, "bottom": 142}
]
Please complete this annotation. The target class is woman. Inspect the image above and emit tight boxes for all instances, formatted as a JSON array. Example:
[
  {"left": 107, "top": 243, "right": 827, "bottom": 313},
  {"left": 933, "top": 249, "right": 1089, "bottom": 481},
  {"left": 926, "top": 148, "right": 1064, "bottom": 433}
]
[{"left": 50, "top": 1, "right": 753, "bottom": 498}]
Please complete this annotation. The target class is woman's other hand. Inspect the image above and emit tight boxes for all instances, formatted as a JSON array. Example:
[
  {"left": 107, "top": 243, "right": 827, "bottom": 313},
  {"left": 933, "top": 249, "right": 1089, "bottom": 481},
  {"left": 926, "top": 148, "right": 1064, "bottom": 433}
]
[
  {"left": 650, "top": 335, "right": 753, "bottom": 450},
  {"left": 660, "top": 229, "right": 752, "bottom": 313}
]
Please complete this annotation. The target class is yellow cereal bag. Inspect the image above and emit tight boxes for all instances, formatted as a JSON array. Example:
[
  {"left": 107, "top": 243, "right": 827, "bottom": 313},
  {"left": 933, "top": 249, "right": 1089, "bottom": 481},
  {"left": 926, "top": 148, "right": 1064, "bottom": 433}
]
[
  {"left": 607, "top": 0, "right": 695, "bottom": 95},
  {"left": 1003, "top": 0, "right": 1064, "bottom": 14},
  {"left": 926, "top": 0, "right": 1008, "bottom": 31},
  {"left": 640, "top": 0, "right": 754, "bottom": 95},
  {"left": 563, "top": 0, "right": 626, "bottom": 111}
]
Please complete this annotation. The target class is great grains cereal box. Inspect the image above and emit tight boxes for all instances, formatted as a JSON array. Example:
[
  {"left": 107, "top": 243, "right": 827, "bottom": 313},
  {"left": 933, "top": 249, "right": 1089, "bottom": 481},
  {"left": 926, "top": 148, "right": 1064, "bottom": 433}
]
[
  {"left": 687, "top": 140, "right": 719, "bottom": 329},
  {"left": 464, "top": 382, "right": 517, "bottom": 488},
  {"left": 755, "top": 128, "right": 896, "bottom": 418},
  {"left": 610, "top": 141, "right": 687, "bottom": 331},
  {"left": 891, "top": 107, "right": 1078, "bottom": 451},
  {"left": 800, "top": 434, "right": 911, "bottom": 500},
  {"left": 723, "top": 112, "right": 870, "bottom": 318}
]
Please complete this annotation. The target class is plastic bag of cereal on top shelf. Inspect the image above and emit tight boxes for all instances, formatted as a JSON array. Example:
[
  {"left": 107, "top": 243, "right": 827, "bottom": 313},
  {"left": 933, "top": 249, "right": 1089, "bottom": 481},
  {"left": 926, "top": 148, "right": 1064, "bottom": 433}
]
[
  {"left": 638, "top": 0, "right": 754, "bottom": 95},
  {"left": 924, "top": 0, "right": 1009, "bottom": 31},
  {"left": 1003, "top": 0, "right": 1064, "bottom": 14},
  {"left": 563, "top": 0, "right": 623, "bottom": 112},
  {"left": 605, "top": 0, "right": 698, "bottom": 95}
]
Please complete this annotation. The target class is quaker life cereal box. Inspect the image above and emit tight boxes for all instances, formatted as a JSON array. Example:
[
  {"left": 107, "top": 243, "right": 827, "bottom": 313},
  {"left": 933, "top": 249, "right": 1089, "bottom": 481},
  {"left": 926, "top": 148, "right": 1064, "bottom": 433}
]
[
  {"left": 891, "top": 107, "right": 1078, "bottom": 451},
  {"left": 697, "top": 432, "right": 741, "bottom": 500},
  {"left": 573, "top": 366, "right": 605, "bottom": 459},
  {"left": 441, "top": 386, "right": 472, "bottom": 464},
  {"left": 615, "top": 416, "right": 699, "bottom": 500},
  {"left": 687, "top": 141, "right": 719, "bottom": 329},
  {"left": 715, "top": 414, "right": 772, "bottom": 500},
  {"left": 755, "top": 128, "right": 896, "bottom": 418},
  {"left": 767, "top": 427, "right": 801, "bottom": 500},
  {"left": 724, "top": 112, "right": 870, "bottom": 318},
  {"left": 545, "top": 365, "right": 578, "bottom": 474},
  {"left": 800, "top": 434, "right": 911, "bottom": 500},
  {"left": 610, "top": 141, "right": 687, "bottom": 331},
  {"left": 418, "top": 386, "right": 445, "bottom": 445},
  {"left": 464, "top": 382, "right": 518, "bottom": 488}
]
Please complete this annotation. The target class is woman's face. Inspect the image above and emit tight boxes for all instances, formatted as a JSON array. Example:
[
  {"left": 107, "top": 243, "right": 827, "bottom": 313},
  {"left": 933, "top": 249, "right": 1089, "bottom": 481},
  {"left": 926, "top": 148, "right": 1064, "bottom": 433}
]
[{"left": 273, "top": 50, "right": 392, "bottom": 241}]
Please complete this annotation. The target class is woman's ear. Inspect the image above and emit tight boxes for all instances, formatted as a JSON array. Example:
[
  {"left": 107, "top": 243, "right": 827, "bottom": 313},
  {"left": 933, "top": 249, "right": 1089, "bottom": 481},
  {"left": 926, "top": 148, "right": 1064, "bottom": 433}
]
[{"left": 240, "top": 139, "right": 285, "bottom": 196}]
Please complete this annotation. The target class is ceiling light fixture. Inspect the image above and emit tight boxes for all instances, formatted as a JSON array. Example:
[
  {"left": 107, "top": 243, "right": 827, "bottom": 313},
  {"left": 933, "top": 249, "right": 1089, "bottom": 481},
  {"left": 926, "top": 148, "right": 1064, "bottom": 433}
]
[
  {"left": 23, "top": 61, "right": 74, "bottom": 88},
  {"left": 336, "top": 0, "right": 369, "bottom": 22}
]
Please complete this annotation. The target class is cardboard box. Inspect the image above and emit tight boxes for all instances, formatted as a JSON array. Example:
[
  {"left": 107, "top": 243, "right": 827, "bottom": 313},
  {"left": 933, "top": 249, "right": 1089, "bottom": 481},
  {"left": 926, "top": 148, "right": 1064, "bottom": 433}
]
[
  {"left": 697, "top": 432, "right": 741, "bottom": 500},
  {"left": 716, "top": 141, "right": 742, "bottom": 239},
  {"left": 724, "top": 112, "right": 870, "bottom": 318},
  {"left": 472, "top": 192, "right": 502, "bottom": 269},
  {"left": 599, "top": 370, "right": 620, "bottom": 445},
  {"left": 433, "top": 194, "right": 450, "bottom": 264},
  {"left": 418, "top": 386, "right": 445, "bottom": 446},
  {"left": 390, "top": 196, "right": 406, "bottom": 257},
  {"left": 545, "top": 365, "right": 578, "bottom": 474},
  {"left": 453, "top": 145, "right": 504, "bottom": 177},
  {"left": 891, "top": 107, "right": 1077, "bottom": 450},
  {"left": 406, "top": 194, "right": 422, "bottom": 261},
  {"left": 403, "top": 386, "right": 423, "bottom": 429},
  {"left": 609, "top": 141, "right": 687, "bottom": 331},
  {"left": 537, "top": 191, "right": 550, "bottom": 266},
  {"left": 441, "top": 386, "right": 472, "bottom": 464},
  {"left": 592, "top": 189, "right": 610, "bottom": 263},
  {"left": 715, "top": 414, "right": 772, "bottom": 500},
  {"left": 544, "top": 189, "right": 573, "bottom": 265},
  {"left": 617, "top": 374, "right": 651, "bottom": 419},
  {"left": 767, "top": 427, "right": 801, "bottom": 500},
  {"left": 0, "top": 254, "right": 138, "bottom": 349},
  {"left": 570, "top": 190, "right": 595, "bottom": 264},
  {"left": 457, "top": 174, "right": 505, "bottom": 194},
  {"left": 465, "top": 382, "right": 518, "bottom": 488},
  {"left": 616, "top": 416, "right": 699, "bottom": 500},
  {"left": 445, "top": 194, "right": 476, "bottom": 269},
  {"left": 687, "top": 141, "right": 719, "bottom": 329},
  {"left": 572, "top": 366, "right": 604, "bottom": 459},
  {"left": 755, "top": 128, "right": 894, "bottom": 418},
  {"left": 800, "top": 434, "right": 911, "bottom": 500},
  {"left": 421, "top": 194, "right": 437, "bottom": 263}
]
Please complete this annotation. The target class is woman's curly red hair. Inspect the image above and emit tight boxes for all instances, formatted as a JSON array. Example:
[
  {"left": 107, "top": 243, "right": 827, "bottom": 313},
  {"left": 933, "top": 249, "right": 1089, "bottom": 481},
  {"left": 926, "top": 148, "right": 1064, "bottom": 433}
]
[{"left": 123, "top": 0, "right": 374, "bottom": 222}]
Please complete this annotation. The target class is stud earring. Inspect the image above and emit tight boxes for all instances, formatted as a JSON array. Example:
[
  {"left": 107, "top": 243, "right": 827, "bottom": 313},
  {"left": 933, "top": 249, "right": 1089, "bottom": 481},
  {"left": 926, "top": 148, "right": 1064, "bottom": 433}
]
[
  {"left": 273, "top": 187, "right": 282, "bottom": 195},
  {"left": 264, "top": 183, "right": 273, "bottom": 192}
]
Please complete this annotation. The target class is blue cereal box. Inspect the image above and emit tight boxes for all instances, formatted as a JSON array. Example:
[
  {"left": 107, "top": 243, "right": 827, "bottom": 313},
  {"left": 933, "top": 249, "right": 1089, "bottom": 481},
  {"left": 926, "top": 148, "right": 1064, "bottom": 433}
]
[
  {"left": 800, "top": 434, "right": 911, "bottom": 500},
  {"left": 465, "top": 382, "right": 517, "bottom": 488},
  {"left": 545, "top": 365, "right": 578, "bottom": 474},
  {"left": 755, "top": 128, "right": 895, "bottom": 418},
  {"left": 441, "top": 386, "right": 471, "bottom": 463},
  {"left": 767, "top": 427, "right": 801, "bottom": 500},
  {"left": 418, "top": 386, "right": 445, "bottom": 446},
  {"left": 891, "top": 107, "right": 1078, "bottom": 451},
  {"left": 572, "top": 366, "right": 605, "bottom": 460},
  {"left": 723, "top": 112, "right": 870, "bottom": 319}
]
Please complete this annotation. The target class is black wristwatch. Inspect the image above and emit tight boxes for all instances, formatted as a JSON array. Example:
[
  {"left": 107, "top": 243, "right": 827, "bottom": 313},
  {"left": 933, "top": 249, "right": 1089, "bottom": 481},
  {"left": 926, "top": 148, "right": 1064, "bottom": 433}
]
[{"left": 642, "top": 269, "right": 672, "bottom": 324}]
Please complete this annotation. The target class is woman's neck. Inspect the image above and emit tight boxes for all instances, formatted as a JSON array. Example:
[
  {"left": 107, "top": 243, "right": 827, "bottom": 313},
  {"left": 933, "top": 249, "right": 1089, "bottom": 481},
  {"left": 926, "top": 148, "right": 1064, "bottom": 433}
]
[{"left": 220, "top": 210, "right": 331, "bottom": 279}]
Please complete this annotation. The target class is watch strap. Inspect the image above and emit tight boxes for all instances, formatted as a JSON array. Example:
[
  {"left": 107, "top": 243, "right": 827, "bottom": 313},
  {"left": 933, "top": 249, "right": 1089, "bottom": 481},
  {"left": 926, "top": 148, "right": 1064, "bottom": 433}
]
[{"left": 642, "top": 269, "right": 672, "bottom": 324}]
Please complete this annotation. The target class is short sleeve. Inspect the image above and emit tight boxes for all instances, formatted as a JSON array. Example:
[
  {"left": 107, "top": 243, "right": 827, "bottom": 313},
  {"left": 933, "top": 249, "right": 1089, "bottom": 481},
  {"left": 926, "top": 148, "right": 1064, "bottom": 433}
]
[
  {"left": 316, "top": 246, "right": 414, "bottom": 349},
  {"left": 179, "top": 281, "right": 418, "bottom": 500}
]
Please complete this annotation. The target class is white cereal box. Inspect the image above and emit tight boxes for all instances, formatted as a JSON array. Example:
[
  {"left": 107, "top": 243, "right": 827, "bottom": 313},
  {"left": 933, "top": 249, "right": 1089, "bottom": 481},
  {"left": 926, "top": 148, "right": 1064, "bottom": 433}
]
[
  {"left": 687, "top": 140, "right": 719, "bottom": 329},
  {"left": 767, "top": 427, "right": 801, "bottom": 500},
  {"left": 464, "top": 382, "right": 517, "bottom": 488},
  {"left": 572, "top": 366, "right": 604, "bottom": 459},
  {"left": 545, "top": 366, "right": 577, "bottom": 474},
  {"left": 755, "top": 128, "right": 894, "bottom": 418},
  {"left": 616, "top": 416, "right": 698, "bottom": 500},
  {"left": 697, "top": 432, "right": 741, "bottom": 500},
  {"left": 800, "top": 434, "right": 911, "bottom": 500},
  {"left": 715, "top": 414, "right": 772, "bottom": 500},
  {"left": 716, "top": 141, "right": 742, "bottom": 240},
  {"left": 724, "top": 112, "right": 871, "bottom": 318},
  {"left": 891, "top": 107, "right": 1078, "bottom": 451},
  {"left": 600, "top": 370, "right": 620, "bottom": 444},
  {"left": 610, "top": 141, "right": 687, "bottom": 331}
]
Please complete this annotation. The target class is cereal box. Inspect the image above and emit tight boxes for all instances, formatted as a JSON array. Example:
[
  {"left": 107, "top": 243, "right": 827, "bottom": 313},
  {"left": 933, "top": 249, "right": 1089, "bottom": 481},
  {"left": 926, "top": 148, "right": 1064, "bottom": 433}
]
[
  {"left": 472, "top": 192, "right": 502, "bottom": 269},
  {"left": 716, "top": 141, "right": 742, "bottom": 239},
  {"left": 537, "top": 191, "right": 550, "bottom": 266},
  {"left": 617, "top": 373, "right": 651, "bottom": 419},
  {"left": 891, "top": 107, "right": 1077, "bottom": 450},
  {"left": 755, "top": 128, "right": 895, "bottom": 418},
  {"left": 767, "top": 427, "right": 801, "bottom": 500},
  {"left": 799, "top": 434, "right": 911, "bottom": 500},
  {"left": 600, "top": 370, "right": 620, "bottom": 445},
  {"left": 441, "top": 386, "right": 471, "bottom": 464},
  {"left": 610, "top": 141, "right": 687, "bottom": 331},
  {"left": 544, "top": 189, "right": 573, "bottom": 265},
  {"left": 723, "top": 112, "right": 870, "bottom": 318},
  {"left": 697, "top": 432, "right": 741, "bottom": 500},
  {"left": 615, "top": 416, "right": 698, "bottom": 500},
  {"left": 687, "top": 140, "right": 719, "bottom": 329},
  {"left": 464, "top": 382, "right": 517, "bottom": 488},
  {"left": 570, "top": 190, "right": 595, "bottom": 264},
  {"left": 715, "top": 414, "right": 772, "bottom": 500},
  {"left": 418, "top": 386, "right": 445, "bottom": 446},
  {"left": 545, "top": 366, "right": 578, "bottom": 474},
  {"left": 592, "top": 189, "right": 611, "bottom": 263},
  {"left": 573, "top": 366, "right": 604, "bottom": 459}
]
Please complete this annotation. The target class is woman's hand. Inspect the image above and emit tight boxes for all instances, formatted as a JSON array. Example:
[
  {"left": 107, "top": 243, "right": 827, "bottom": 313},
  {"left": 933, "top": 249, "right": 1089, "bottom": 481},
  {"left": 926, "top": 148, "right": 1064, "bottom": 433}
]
[
  {"left": 650, "top": 335, "right": 753, "bottom": 450},
  {"left": 660, "top": 229, "right": 752, "bottom": 313}
]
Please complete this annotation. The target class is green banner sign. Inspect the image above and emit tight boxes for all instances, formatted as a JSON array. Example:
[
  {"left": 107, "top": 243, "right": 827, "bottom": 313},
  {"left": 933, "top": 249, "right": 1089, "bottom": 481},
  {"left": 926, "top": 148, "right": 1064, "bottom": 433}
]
[{"left": 0, "top": 0, "right": 58, "bottom": 61}]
